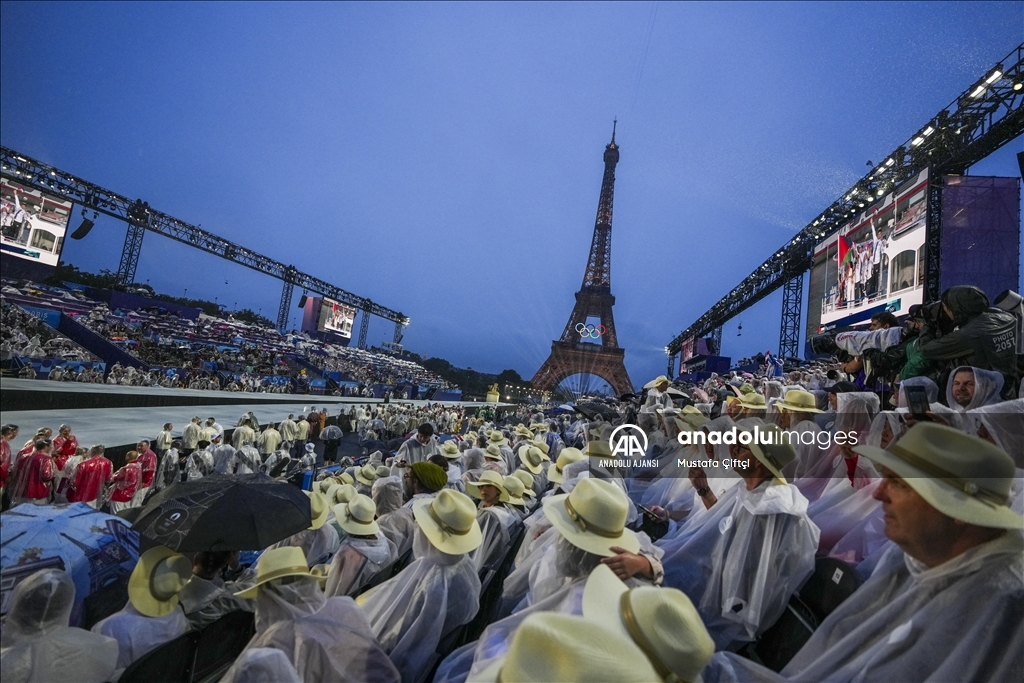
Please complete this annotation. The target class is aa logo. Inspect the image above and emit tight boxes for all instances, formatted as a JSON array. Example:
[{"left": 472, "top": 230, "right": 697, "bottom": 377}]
[{"left": 609, "top": 424, "right": 648, "bottom": 458}]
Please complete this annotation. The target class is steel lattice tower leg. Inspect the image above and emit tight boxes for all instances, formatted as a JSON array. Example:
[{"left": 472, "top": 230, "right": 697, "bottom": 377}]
[
  {"left": 779, "top": 274, "right": 803, "bottom": 360},
  {"left": 393, "top": 321, "right": 404, "bottom": 346},
  {"left": 276, "top": 280, "right": 295, "bottom": 332},
  {"left": 116, "top": 222, "right": 146, "bottom": 284},
  {"left": 357, "top": 309, "right": 371, "bottom": 349},
  {"left": 924, "top": 169, "right": 945, "bottom": 302}
]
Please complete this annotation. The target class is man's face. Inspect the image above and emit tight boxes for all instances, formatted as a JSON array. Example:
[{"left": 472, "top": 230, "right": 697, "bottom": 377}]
[
  {"left": 951, "top": 371, "right": 976, "bottom": 407},
  {"left": 872, "top": 466, "right": 955, "bottom": 559},
  {"left": 416, "top": 432, "right": 430, "bottom": 446},
  {"left": 138, "top": 442, "right": 149, "bottom": 453}
]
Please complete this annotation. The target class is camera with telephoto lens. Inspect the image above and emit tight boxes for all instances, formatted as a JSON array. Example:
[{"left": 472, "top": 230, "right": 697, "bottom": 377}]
[{"left": 808, "top": 332, "right": 838, "bottom": 356}]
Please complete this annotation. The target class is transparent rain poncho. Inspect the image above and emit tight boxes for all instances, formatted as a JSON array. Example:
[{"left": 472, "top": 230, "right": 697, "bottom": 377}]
[
  {"left": 896, "top": 376, "right": 939, "bottom": 408},
  {"left": 658, "top": 479, "right": 820, "bottom": 650},
  {"left": 246, "top": 576, "right": 399, "bottom": 683},
  {"left": 359, "top": 528, "right": 481, "bottom": 683},
  {"left": 324, "top": 536, "right": 396, "bottom": 599},
  {"left": 0, "top": 569, "right": 119, "bottom": 683},
  {"left": 703, "top": 532, "right": 1024, "bottom": 683},
  {"left": 219, "top": 647, "right": 302, "bottom": 683},
  {"left": 796, "top": 392, "right": 880, "bottom": 504},
  {"left": 945, "top": 366, "right": 1005, "bottom": 412},
  {"left": 964, "top": 398, "right": 1024, "bottom": 515}
]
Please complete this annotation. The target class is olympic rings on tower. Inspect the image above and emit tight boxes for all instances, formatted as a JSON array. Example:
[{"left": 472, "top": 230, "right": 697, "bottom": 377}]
[{"left": 575, "top": 323, "right": 606, "bottom": 339}]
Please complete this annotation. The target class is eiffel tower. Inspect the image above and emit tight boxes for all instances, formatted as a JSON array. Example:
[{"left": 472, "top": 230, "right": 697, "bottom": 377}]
[{"left": 531, "top": 124, "right": 633, "bottom": 397}]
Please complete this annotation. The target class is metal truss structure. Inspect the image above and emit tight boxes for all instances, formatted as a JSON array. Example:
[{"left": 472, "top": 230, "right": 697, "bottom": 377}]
[
  {"left": 0, "top": 147, "right": 408, "bottom": 343},
  {"left": 667, "top": 43, "right": 1024, "bottom": 358},
  {"left": 778, "top": 274, "right": 803, "bottom": 360}
]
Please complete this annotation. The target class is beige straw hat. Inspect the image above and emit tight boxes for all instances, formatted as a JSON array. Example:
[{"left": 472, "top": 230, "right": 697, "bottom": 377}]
[
  {"left": 128, "top": 546, "right": 192, "bottom": 617},
  {"left": 521, "top": 446, "right": 547, "bottom": 474},
  {"left": 544, "top": 477, "right": 639, "bottom": 556},
  {"left": 234, "top": 546, "right": 325, "bottom": 599},
  {"left": 547, "top": 447, "right": 585, "bottom": 485},
  {"left": 355, "top": 464, "right": 378, "bottom": 487},
  {"left": 441, "top": 441, "right": 461, "bottom": 458},
  {"left": 854, "top": 422, "right": 1023, "bottom": 529},
  {"left": 333, "top": 494, "right": 380, "bottom": 536},
  {"left": 583, "top": 564, "right": 714, "bottom": 683},
  {"left": 412, "top": 489, "right": 483, "bottom": 555},
  {"left": 512, "top": 469, "right": 536, "bottom": 496},
  {"left": 776, "top": 389, "right": 823, "bottom": 413},
  {"left": 304, "top": 490, "right": 330, "bottom": 530},
  {"left": 466, "top": 470, "right": 509, "bottom": 502},
  {"left": 469, "top": 612, "right": 662, "bottom": 683},
  {"left": 502, "top": 475, "right": 527, "bottom": 506}
]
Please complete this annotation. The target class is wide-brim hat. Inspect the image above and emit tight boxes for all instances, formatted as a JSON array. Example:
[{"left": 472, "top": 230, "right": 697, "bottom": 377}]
[
  {"left": 584, "top": 441, "right": 612, "bottom": 458},
  {"left": 441, "top": 441, "right": 461, "bottom": 458},
  {"left": 304, "top": 491, "right": 329, "bottom": 529},
  {"left": 337, "top": 471, "right": 355, "bottom": 486},
  {"left": 776, "top": 389, "right": 823, "bottom": 413},
  {"left": 235, "top": 546, "right": 322, "bottom": 599},
  {"left": 854, "top": 422, "right": 1023, "bottom": 529},
  {"left": 513, "top": 469, "right": 536, "bottom": 496},
  {"left": 521, "top": 446, "right": 547, "bottom": 474},
  {"left": 513, "top": 424, "right": 534, "bottom": 437},
  {"left": 466, "top": 470, "right": 509, "bottom": 502},
  {"left": 644, "top": 376, "right": 670, "bottom": 389},
  {"left": 375, "top": 465, "right": 392, "bottom": 478},
  {"left": 413, "top": 489, "right": 483, "bottom": 555},
  {"left": 737, "top": 423, "right": 795, "bottom": 483},
  {"left": 531, "top": 438, "right": 550, "bottom": 455},
  {"left": 544, "top": 478, "right": 639, "bottom": 556},
  {"left": 484, "top": 443, "right": 504, "bottom": 461},
  {"left": 548, "top": 447, "right": 585, "bottom": 485},
  {"left": 464, "top": 431, "right": 479, "bottom": 442},
  {"left": 679, "top": 405, "right": 709, "bottom": 428},
  {"left": 355, "top": 464, "right": 377, "bottom": 487},
  {"left": 737, "top": 393, "right": 767, "bottom": 410},
  {"left": 502, "top": 476, "right": 527, "bottom": 506},
  {"left": 487, "top": 430, "right": 508, "bottom": 446},
  {"left": 582, "top": 564, "right": 714, "bottom": 683},
  {"left": 468, "top": 612, "right": 662, "bottom": 683},
  {"left": 334, "top": 494, "right": 380, "bottom": 536},
  {"left": 128, "top": 546, "right": 192, "bottom": 617},
  {"left": 529, "top": 423, "right": 548, "bottom": 433}
]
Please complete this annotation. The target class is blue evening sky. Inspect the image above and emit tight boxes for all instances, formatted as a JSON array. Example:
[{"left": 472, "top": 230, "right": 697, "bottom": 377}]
[{"left": 2, "top": 2, "right": 1021, "bottom": 388}]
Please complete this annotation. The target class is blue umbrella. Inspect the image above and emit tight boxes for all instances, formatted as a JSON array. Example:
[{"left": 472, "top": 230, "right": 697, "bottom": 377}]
[{"left": 1, "top": 503, "right": 139, "bottom": 627}]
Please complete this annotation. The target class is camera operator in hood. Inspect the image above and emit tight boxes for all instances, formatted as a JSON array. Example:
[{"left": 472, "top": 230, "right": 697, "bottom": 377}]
[{"left": 913, "top": 286, "right": 1018, "bottom": 400}]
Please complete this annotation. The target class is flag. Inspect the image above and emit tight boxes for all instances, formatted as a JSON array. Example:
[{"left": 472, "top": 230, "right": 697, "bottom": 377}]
[{"left": 838, "top": 236, "right": 853, "bottom": 267}]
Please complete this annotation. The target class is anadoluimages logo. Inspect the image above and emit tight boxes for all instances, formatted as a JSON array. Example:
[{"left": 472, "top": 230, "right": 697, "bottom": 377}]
[{"left": 609, "top": 424, "right": 648, "bottom": 458}]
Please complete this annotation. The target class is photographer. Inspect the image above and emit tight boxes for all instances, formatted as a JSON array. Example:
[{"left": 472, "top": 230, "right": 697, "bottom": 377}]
[{"left": 914, "top": 286, "right": 1018, "bottom": 400}]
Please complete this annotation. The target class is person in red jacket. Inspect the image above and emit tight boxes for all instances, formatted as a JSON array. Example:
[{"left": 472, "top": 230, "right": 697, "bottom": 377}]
[
  {"left": 68, "top": 445, "right": 114, "bottom": 509},
  {"left": 52, "top": 424, "right": 79, "bottom": 470},
  {"left": 132, "top": 440, "right": 158, "bottom": 507},
  {"left": 109, "top": 451, "right": 141, "bottom": 514},
  {"left": 1, "top": 424, "right": 18, "bottom": 504},
  {"left": 10, "top": 439, "right": 55, "bottom": 506}
]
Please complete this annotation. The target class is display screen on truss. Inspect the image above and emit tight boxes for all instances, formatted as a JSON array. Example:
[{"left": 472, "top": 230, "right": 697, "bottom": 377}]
[
  {"left": 809, "top": 168, "right": 929, "bottom": 332},
  {"left": 0, "top": 176, "right": 73, "bottom": 268},
  {"left": 318, "top": 297, "right": 356, "bottom": 338}
]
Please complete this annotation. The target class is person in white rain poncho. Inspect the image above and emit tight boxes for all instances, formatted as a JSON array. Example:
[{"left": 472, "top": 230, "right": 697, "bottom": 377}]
[
  {"left": 234, "top": 546, "right": 399, "bottom": 683},
  {"left": 773, "top": 390, "right": 825, "bottom": 480},
  {"left": 1, "top": 569, "right": 119, "bottom": 683},
  {"left": 92, "top": 546, "right": 192, "bottom": 678},
  {"left": 376, "top": 461, "right": 446, "bottom": 558},
  {"left": 466, "top": 470, "right": 522, "bottom": 570},
  {"left": 703, "top": 423, "right": 1024, "bottom": 683},
  {"left": 620, "top": 423, "right": 819, "bottom": 650},
  {"left": 324, "top": 494, "right": 396, "bottom": 598},
  {"left": 359, "top": 489, "right": 482, "bottom": 683},
  {"left": 435, "top": 477, "right": 659, "bottom": 683},
  {"left": 260, "top": 492, "right": 340, "bottom": 567},
  {"left": 964, "top": 398, "right": 1024, "bottom": 515},
  {"left": 796, "top": 392, "right": 879, "bottom": 504},
  {"left": 945, "top": 365, "right": 1006, "bottom": 412},
  {"left": 219, "top": 647, "right": 301, "bottom": 683}
]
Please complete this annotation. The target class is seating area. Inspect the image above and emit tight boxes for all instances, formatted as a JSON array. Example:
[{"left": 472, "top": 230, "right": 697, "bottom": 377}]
[{"left": 0, "top": 278, "right": 452, "bottom": 393}]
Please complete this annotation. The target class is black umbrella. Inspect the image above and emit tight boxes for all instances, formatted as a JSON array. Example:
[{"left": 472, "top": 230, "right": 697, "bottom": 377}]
[
  {"left": 132, "top": 474, "right": 311, "bottom": 552},
  {"left": 575, "top": 402, "right": 619, "bottom": 420}
]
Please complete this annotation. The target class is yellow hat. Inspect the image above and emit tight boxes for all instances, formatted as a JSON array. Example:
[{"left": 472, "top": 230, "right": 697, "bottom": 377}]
[
  {"left": 544, "top": 478, "right": 639, "bottom": 556},
  {"left": 333, "top": 494, "right": 380, "bottom": 536},
  {"left": 512, "top": 469, "right": 536, "bottom": 496},
  {"left": 466, "top": 470, "right": 509, "bottom": 502},
  {"left": 776, "top": 389, "right": 823, "bottom": 413},
  {"left": 531, "top": 437, "right": 550, "bottom": 455},
  {"left": 854, "top": 422, "right": 1023, "bottom": 529},
  {"left": 737, "top": 393, "right": 767, "bottom": 410},
  {"left": 412, "top": 489, "right": 483, "bottom": 555},
  {"left": 355, "top": 464, "right": 378, "bottom": 487},
  {"left": 304, "top": 490, "right": 329, "bottom": 530},
  {"left": 469, "top": 612, "right": 661, "bottom": 683},
  {"left": 128, "top": 546, "right": 192, "bottom": 617},
  {"left": 548, "top": 447, "right": 585, "bottom": 485},
  {"left": 502, "top": 475, "right": 527, "bottom": 506},
  {"left": 521, "top": 446, "right": 547, "bottom": 474},
  {"left": 441, "top": 441, "right": 461, "bottom": 458},
  {"left": 337, "top": 471, "right": 355, "bottom": 486},
  {"left": 234, "top": 546, "right": 321, "bottom": 599},
  {"left": 582, "top": 564, "right": 714, "bottom": 683}
]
